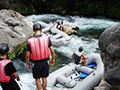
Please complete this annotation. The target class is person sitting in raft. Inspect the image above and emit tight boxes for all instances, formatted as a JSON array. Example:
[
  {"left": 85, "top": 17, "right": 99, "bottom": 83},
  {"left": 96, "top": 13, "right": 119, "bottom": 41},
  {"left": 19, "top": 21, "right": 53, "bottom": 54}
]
[
  {"left": 51, "top": 20, "right": 63, "bottom": 31},
  {"left": 71, "top": 47, "right": 88, "bottom": 65}
]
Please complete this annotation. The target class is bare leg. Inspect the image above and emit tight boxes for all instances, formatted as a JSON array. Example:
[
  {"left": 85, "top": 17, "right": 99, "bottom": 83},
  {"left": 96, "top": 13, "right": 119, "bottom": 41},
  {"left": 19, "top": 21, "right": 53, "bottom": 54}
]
[
  {"left": 36, "top": 78, "right": 41, "bottom": 90},
  {"left": 81, "top": 56, "right": 87, "bottom": 65},
  {"left": 42, "top": 77, "right": 47, "bottom": 90},
  {"left": 82, "top": 59, "right": 87, "bottom": 65}
]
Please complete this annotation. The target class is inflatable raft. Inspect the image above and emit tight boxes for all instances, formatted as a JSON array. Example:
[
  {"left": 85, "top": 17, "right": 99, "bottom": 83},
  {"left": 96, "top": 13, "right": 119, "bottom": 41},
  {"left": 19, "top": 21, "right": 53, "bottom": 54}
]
[
  {"left": 47, "top": 53, "right": 104, "bottom": 90},
  {"left": 36, "top": 21, "right": 71, "bottom": 47}
]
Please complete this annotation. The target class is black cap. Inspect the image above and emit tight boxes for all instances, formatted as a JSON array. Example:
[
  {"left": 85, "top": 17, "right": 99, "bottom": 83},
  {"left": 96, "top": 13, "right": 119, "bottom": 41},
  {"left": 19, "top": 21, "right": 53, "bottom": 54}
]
[
  {"left": 33, "top": 23, "right": 42, "bottom": 30},
  {"left": 0, "top": 46, "right": 9, "bottom": 55},
  {"left": 79, "top": 47, "right": 83, "bottom": 51}
]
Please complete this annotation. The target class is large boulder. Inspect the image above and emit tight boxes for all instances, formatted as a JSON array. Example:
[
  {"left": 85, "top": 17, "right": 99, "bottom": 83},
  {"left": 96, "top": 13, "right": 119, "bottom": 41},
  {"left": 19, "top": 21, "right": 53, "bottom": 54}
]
[
  {"left": 99, "top": 23, "right": 120, "bottom": 90},
  {"left": 0, "top": 9, "right": 33, "bottom": 54}
]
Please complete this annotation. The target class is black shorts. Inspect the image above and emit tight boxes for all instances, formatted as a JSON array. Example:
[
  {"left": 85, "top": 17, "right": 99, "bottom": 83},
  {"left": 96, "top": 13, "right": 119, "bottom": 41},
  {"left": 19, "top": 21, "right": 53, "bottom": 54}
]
[
  {"left": 74, "top": 58, "right": 81, "bottom": 64},
  {"left": 32, "top": 61, "right": 49, "bottom": 79}
]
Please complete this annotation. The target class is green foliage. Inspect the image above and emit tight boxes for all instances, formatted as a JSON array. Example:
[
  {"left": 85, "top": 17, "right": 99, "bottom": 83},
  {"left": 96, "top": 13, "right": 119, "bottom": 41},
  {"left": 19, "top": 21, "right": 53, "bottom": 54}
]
[
  {"left": 8, "top": 3, "right": 36, "bottom": 15},
  {"left": 61, "top": 10, "right": 66, "bottom": 15},
  {"left": 51, "top": 9, "right": 55, "bottom": 12},
  {"left": 73, "top": 11, "right": 80, "bottom": 15},
  {"left": 17, "top": 42, "right": 27, "bottom": 56},
  {"left": 8, "top": 52, "right": 16, "bottom": 60},
  {"left": 32, "top": 7, "right": 36, "bottom": 13},
  {"left": 8, "top": 42, "right": 27, "bottom": 60},
  {"left": 16, "top": 5, "right": 36, "bottom": 14},
  {"left": 7, "top": 0, "right": 120, "bottom": 19}
]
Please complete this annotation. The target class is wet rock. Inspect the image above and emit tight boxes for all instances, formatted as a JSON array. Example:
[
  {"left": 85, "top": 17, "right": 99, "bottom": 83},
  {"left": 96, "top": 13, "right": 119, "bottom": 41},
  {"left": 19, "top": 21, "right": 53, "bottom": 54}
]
[
  {"left": 0, "top": 9, "right": 33, "bottom": 54},
  {"left": 94, "top": 79, "right": 111, "bottom": 90},
  {"left": 99, "top": 23, "right": 120, "bottom": 90}
]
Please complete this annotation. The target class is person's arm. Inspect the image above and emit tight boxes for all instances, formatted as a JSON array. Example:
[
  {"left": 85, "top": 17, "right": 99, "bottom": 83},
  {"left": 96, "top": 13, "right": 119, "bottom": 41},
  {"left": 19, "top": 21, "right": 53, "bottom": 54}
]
[
  {"left": 12, "top": 72, "right": 20, "bottom": 81},
  {"left": 51, "top": 22, "right": 57, "bottom": 28},
  {"left": 60, "top": 23, "right": 63, "bottom": 30},
  {"left": 5, "top": 62, "right": 20, "bottom": 81},
  {"left": 71, "top": 52, "right": 75, "bottom": 62},
  {"left": 49, "top": 46, "right": 55, "bottom": 66},
  {"left": 81, "top": 54, "right": 88, "bottom": 60},
  {"left": 80, "top": 54, "right": 88, "bottom": 65},
  {"left": 26, "top": 51, "right": 31, "bottom": 71}
]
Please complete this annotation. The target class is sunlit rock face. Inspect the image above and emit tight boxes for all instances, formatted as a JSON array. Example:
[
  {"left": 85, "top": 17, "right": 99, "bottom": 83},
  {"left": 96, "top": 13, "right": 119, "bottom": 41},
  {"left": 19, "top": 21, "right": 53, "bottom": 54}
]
[
  {"left": 99, "top": 23, "right": 120, "bottom": 90},
  {"left": 0, "top": 9, "right": 33, "bottom": 54}
]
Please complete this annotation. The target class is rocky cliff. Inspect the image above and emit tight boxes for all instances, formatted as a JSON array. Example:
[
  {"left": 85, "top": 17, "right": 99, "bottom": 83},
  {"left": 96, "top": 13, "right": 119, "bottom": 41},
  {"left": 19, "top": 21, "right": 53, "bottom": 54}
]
[
  {"left": 99, "top": 23, "right": 120, "bottom": 90},
  {"left": 0, "top": 9, "right": 33, "bottom": 55}
]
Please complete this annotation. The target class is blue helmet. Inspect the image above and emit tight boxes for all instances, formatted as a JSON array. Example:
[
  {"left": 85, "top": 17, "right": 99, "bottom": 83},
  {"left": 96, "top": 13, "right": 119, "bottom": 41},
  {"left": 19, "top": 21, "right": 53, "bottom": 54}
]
[
  {"left": 0, "top": 46, "right": 9, "bottom": 55},
  {"left": 56, "top": 20, "right": 62, "bottom": 22},
  {"left": 33, "top": 23, "right": 42, "bottom": 30},
  {"left": 56, "top": 20, "right": 63, "bottom": 24}
]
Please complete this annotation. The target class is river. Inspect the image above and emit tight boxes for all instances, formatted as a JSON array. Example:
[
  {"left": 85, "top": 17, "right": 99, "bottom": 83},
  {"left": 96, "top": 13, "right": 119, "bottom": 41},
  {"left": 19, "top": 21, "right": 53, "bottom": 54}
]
[{"left": 0, "top": 14, "right": 119, "bottom": 90}]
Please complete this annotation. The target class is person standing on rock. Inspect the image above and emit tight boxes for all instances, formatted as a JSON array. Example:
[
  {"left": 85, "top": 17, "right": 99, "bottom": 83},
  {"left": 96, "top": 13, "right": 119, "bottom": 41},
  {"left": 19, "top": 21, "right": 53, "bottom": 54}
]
[
  {"left": 0, "top": 46, "right": 20, "bottom": 90},
  {"left": 51, "top": 20, "right": 63, "bottom": 31},
  {"left": 26, "top": 23, "right": 55, "bottom": 90}
]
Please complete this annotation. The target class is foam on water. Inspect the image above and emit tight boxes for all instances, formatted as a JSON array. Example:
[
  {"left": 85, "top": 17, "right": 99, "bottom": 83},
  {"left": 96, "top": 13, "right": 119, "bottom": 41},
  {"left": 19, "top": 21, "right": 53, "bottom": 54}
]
[{"left": 54, "top": 35, "right": 98, "bottom": 59}]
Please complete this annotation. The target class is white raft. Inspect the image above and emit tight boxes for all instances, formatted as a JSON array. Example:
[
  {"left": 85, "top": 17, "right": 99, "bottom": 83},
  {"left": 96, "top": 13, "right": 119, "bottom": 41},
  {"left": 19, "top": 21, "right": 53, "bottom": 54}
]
[
  {"left": 36, "top": 21, "right": 71, "bottom": 47},
  {"left": 47, "top": 53, "right": 104, "bottom": 90}
]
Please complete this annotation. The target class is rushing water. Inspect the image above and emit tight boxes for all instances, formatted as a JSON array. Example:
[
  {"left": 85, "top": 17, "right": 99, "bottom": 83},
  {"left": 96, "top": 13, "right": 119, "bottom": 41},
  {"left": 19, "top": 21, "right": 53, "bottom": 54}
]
[{"left": 0, "top": 14, "right": 119, "bottom": 90}]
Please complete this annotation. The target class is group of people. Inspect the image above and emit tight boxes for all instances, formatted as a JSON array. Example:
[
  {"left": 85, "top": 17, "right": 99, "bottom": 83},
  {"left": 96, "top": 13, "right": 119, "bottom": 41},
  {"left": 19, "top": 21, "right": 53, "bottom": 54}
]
[{"left": 0, "top": 21, "right": 88, "bottom": 90}]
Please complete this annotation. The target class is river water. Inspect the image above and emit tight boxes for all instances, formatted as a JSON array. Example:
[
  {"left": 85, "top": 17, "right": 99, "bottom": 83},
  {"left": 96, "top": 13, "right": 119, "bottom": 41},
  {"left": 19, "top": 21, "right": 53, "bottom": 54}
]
[{"left": 0, "top": 14, "right": 119, "bottom": 90}]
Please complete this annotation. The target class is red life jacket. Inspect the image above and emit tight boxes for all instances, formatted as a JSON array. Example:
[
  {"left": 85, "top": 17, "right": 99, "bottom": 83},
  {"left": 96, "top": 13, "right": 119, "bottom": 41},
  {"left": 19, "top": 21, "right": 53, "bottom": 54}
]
[
  {"left": 28, "top": 35, "right": 50, "bottom": 61},
  {"left": 0, "top": 59, "right": 12, "bottom": 83}
]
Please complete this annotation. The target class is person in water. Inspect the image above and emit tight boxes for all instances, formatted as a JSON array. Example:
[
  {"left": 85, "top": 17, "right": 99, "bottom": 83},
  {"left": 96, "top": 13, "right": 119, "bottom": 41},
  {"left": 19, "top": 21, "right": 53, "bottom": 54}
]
[
  {"left": 71, "top": 47, "right": 88, "bottom": 65},
  {"left": 0, "top": 46, "right": 20, "bottom": 90},
  {"left": 26, "top": 23, "right": 55, "bottom": 90},
  {"left": 51, "top": 20, "right": 63, "bottom": 31}
]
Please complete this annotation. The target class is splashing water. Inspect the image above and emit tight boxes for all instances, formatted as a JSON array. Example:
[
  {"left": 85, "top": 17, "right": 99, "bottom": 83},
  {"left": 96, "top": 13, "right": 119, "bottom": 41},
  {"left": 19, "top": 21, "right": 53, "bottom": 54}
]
[
  {"left": 54, "top": 35, "right": 99, "bottom": 58},
  {"left": 27, "top": 14, "right": 119, "bottom": 36}
]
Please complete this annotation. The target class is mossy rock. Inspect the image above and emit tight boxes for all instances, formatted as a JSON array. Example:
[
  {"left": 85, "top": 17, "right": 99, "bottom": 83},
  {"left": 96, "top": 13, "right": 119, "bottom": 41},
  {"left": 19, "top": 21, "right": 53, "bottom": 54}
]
[{"left": 8, "top": 42, "right": 27, "bottom": 60}]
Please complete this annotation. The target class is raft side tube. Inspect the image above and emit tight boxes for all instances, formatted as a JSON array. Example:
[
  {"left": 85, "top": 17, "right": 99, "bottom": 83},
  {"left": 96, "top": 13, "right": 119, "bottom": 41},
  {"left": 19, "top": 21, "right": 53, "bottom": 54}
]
[
  {"left": 75, "top": 66, "right": 93, "bottom": 74},
  {"left": 52, "top": 34, "right": 62, "bottom": 39},
  {"left": 42, "top": 27, "right": 51, "bottom": 32},
  {"left": 57, "top": 75, "right": 76, "bottom": 88},
  {"left": 36, "top": 21, "right": 49, "bottom": 27}
]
